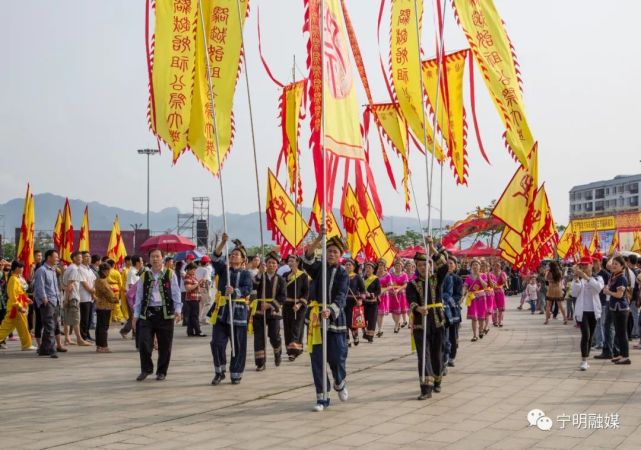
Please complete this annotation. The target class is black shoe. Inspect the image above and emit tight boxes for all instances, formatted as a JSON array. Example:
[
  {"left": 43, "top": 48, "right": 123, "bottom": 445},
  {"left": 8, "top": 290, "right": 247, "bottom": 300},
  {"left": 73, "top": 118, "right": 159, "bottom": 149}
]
[
  {"left": 288, "top": 355, "right": 296, "bottom": 362},
  {"left": 156, "top": 373, "right": 166, "bottom": 381},
  {"left": 50, "top": 354, "right": 59, "bottom": 359},
  {"left": 256, "top": 365, "right": 266, "bottom": 372},
  {"left": 275, "top": 351, "right": 282, "bottom": 367},
  {"left": 433, "top": 383, "right": 441, "bottom": 393},
  {"left": 417, "top": 385, "right": 432, "bottom": 400},
  {"left": 136, "top": 372, "right": 151, "bottom": 381},
  {"left": 354, "top": 336, "right": 360, "bottom": 346},
  {"left": 447, "top": 360, "right": 455, "bottom": 367},
  {"left": 593, "top": 353, "right": 613, "bottom": 360},
  {"left": 348, "top": 341, "right": 352, "bottom": 347},
  {"left": 211, "top": 373, "right": 226, "bottom": 385},
  {"left": 231, "top": 378, "right": 241, "bottom": 385},
  {"left": 196, "top": 333, "right": 207, "bottom": 337}
]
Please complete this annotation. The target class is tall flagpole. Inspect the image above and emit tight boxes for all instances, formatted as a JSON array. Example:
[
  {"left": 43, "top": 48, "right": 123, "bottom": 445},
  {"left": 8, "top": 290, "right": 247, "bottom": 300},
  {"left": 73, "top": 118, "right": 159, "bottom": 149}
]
[
  {"left": 197, "top": 0, "right": 234, "bottom": 357},
  {"left": 232, "top": 0, "right": 269, "bottom": 370},
  {"left": 319, "top": 0, "right": 329, "bottom": 404}
]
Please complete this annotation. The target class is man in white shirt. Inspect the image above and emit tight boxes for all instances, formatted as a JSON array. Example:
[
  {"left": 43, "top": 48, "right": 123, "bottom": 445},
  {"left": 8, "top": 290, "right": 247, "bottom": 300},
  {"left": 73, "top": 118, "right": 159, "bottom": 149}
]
[
  {"left": 79, "top": 252, "right": 97, "bottom": 342},
  {"left": 62, "top": 252, "right": 90, "bottom": 347}
]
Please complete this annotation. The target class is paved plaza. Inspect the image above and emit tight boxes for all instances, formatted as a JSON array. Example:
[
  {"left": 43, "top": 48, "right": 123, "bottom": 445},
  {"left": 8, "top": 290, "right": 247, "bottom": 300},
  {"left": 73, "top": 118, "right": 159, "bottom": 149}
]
[{"left": 3, "top": 296, "right": 641, "bottom": 449}]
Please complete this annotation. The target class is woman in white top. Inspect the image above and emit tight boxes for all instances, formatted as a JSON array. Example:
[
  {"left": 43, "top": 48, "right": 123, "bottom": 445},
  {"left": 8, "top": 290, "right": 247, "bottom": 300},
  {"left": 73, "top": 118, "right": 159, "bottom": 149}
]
[{"left": 570, "top": 255, "right": 605, "bottom": 371}]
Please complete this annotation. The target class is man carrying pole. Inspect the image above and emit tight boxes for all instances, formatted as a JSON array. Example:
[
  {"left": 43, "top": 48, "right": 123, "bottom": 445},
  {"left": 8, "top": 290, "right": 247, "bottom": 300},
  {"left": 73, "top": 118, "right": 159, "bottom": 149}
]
[
  {"left": 252, "top": 251, "right": 286, "bottom": 371},
  {"left": 302, "top": 228, "right": 349, "bottom": 411},
  {"left": 209, "top": 235, "right": 253, "bottom": 386},
  {"left": 406, "top": 238, "right": 449, "bottom": 399}
]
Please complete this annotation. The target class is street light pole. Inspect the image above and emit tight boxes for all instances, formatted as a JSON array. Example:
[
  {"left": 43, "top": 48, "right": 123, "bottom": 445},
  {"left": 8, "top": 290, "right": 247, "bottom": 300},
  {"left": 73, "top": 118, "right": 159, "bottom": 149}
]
[
  {"left": 130, "top": 223, "right": 143, "bottom": 253},
  {"left": 137, "top": 148, "right": 160, "bottom": 231}
]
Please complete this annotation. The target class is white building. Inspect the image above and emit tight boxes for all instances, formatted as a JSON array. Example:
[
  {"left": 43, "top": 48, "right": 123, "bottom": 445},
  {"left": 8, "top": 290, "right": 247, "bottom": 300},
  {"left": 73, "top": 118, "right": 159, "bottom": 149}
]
[{"left": 569, "top": 174, "right": 641, "bottom": 219}]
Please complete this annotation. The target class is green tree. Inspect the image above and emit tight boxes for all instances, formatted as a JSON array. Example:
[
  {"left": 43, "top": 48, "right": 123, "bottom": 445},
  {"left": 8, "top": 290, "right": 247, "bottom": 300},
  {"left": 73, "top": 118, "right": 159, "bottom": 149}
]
[{"left": 2, "top": 242, "right": 16, "bottom": 259}]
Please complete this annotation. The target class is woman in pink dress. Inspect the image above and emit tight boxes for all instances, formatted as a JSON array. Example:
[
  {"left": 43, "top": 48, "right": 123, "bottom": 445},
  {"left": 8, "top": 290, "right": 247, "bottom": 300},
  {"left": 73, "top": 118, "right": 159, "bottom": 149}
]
[
  {"left": 492, "top": 262, "right": 508, "bottom": 327},
  {"left": 376, "top": 261, "right": 393, "bottom": 338},
  {"left": 480, "top": 260, "right": 495, "bottom": 337},
  {"left": 464, "top": 259, "right": 487, "bottom": 342},
  {"left": 389, "top": 260, "right": 409, "bottom": 333}
]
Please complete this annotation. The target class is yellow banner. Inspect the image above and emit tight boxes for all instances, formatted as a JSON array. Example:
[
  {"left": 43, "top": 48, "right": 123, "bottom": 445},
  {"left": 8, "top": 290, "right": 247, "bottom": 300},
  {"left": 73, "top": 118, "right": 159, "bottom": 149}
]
[
  {"left": 310, "top": 194, "right": 342, "bottom": 239},
  {"left": 61, "top": 198, "right": 74, "bottom": 265},
  {"left": 266, "top": 170, "right": 310, "bottom": 253},
  {"left": 79, "top": 206, "right": 90, "bottom": 253},
  {"left": 588, "top": 230, "right": 600, "bottom": 254},
  {"left": 452, "top": 0, "right": 534, "bottom": 168},
  {"left": 320, "top": 0, "right": 364, "bottom": 159},
  {"left": 151, "top": 0, "right": 197, "bottom": 157},
  {"left": 390, "top": 0, "right": 444, "bottom": 161},
  {"left": 53, "top": 210, "right": 63, "bottom": 250},
  {"left": 556, "top": 222, "right": 574, "bottom": 259},
  {"left": 17, "top": 186, "right": 35, "bottom": 279},
  {"left": 369, "top": 103, "right": 410, "bottom": 210},
  {"left": 16, "top": 184, "right": 32, "bottom": 266},
  {"left": 422, "top": 50, "right": 468, "bottom": 184},
  {"left": 107, "top": 216, "right": 127, "bottom": 267},
  {"left": 570, "top": 216, "right": 616, "bottom": 232},
  {"left": 187, "top": 0, "right": 248, "bottom": 175},
  {"left": 283, "top": 80, "right": 306, "bottom": 201},
  {"left": 342, "top": 185, "right": 364, "bottom": 257},
  {"left": 491, "top": 142, "right": 538, "bottom": 232},
  {"left": 608, "top": 231, "right": 620, "bottom": 255}
]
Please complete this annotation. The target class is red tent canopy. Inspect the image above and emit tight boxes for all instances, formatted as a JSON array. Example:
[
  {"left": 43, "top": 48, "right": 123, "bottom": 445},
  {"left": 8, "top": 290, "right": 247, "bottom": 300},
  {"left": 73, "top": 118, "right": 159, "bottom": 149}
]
[
  {"left": 139, "top": 234, "right": 196, "bottom": 253},
  {"left": 455, "top": 241, "right": 501, "bottom": 258},
  {"left": 442, "top": 214, "right": 504, "bottom": 248},
  {"left": 397, "top": 245, "right": 426, "bottom": 258}
]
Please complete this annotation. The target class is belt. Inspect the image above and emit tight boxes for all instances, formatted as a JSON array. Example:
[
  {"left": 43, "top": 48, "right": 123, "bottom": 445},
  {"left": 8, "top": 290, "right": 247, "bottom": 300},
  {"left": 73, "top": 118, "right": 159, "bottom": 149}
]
[{"left": 425, "top": 302, "right": 444, "bottom": 309}]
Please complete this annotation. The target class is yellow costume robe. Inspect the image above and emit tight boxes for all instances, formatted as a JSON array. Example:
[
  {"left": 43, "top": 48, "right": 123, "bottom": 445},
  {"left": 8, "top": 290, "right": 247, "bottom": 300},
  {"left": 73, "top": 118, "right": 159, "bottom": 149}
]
[
  {"left": 108, "top": 268, "right": 128, "bottom": 322},
  {"left": 0, "top": 275, "right": 33, "bottom": 349}
]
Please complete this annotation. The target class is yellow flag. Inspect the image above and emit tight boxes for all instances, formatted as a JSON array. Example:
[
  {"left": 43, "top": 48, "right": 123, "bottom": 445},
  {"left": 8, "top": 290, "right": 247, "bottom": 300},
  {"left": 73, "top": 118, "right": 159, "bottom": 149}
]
[
  {"left": 266, "top": 170, "right": 310, "bottom": 254},
  {"left": 307, "top": 0, "right": 364, "bottom": 159},
  {"left": 491, "top": 142, "right": 538, "bottom": 232},
  {"left": 588, "top": 230, "right": 600, "bottom": 254},
  {"left": 422, "top": 50, "right": 469, "bottom": 184},
  {"left": 390, "top": 0, "right": 444, "bottom": 161},
  {"left": 310, "top": 193, "right": 342, "bottom": 239},
  {"left": 556, "top": 222, "right": 574, "bottom": 259},
  {"left": 342, "top": 186, "right": 364, "bottom": 257},
  {"left": 452, "top": 0, "right": 534, "bottom": 168},
  {"left": 187, "top": 0, "right": 249, "bottom": 175},
  {"left": 17, "top": 186, "right": 36, "bottom": 279},
  {"left": 369, "top": 103, "right": 410, "bottom": 210},
  {"left": 61, "top": 198, "right": 74, "bottom": 265},
  {"left": 107, "top": 216, "right": 127, "bottom": 267},
  {"left": 632, "top": 232, "right": 641, "bottom": 254},
  {"left": 53, "top": 210, "right": 63, "bottom": 251},
  {"left": 608, "top": 231, "right": 620, "bottom": 256},
  {"left": 150, "top": 0, "right": 197, "bottom": 156},
  {"left": 282, "top": 80, "right": 306, "bottom": 201},
  {"left": 78, "top": 206, "right": 90, "bottom": 253},
  {"left": 16, "top": 184, "right": 32, "bottom": 267}
]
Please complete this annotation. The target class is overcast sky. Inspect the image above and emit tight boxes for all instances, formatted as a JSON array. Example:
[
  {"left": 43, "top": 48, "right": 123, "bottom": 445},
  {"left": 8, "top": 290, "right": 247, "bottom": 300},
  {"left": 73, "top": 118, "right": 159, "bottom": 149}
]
[{"left": 2, "top": 0, "right": 639, "bottom": 228}]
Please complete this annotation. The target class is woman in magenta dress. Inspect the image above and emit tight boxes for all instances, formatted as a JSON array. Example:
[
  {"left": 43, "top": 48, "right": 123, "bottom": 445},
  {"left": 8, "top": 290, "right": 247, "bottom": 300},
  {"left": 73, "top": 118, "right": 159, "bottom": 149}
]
[
  {"left": 464, "top": 259, "right": 487, "bottom": 342},
  {"left": 492, "top": 261, "right": 508, "bottom": 327},
  {"left": 389, "top": 260, "right": 409, "bottom": 333},
  {"left": 480, "top": 260, "right": 495, "bottom": 337},
  {"left": 376, "top": 260, "right": 393, "bottom": 338}
]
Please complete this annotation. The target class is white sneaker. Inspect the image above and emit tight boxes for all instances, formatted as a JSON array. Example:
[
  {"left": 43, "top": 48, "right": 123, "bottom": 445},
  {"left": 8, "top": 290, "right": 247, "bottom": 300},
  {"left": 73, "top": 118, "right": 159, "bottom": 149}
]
[
  {"left": 579, "top": 361, "right": 589, "bottom": 371},
  {"left": 22, "top": 346, "right": 38, "bottom": 351},
  {"left": 0, "top": 343, "right": 7, "bottom": 349},
  {"left": 338, "top": 386, "right": 349, "bottom": 402},
  {"left": 313, "top": 402, "right": 325, "bottom": 412}
]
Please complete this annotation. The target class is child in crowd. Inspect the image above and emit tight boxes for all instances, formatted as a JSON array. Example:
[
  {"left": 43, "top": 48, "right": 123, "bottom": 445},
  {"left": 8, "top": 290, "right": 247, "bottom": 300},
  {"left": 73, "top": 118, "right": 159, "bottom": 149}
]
[{"left": 526, "top": 276, "right": 539, "bottom": 314}]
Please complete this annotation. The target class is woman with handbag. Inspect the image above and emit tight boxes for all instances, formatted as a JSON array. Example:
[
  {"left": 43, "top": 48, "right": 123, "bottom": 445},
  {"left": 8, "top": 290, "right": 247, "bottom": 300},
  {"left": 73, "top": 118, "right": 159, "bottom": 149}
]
[{"left": 344, "top": 259, "right": 366, "bottom": 347}]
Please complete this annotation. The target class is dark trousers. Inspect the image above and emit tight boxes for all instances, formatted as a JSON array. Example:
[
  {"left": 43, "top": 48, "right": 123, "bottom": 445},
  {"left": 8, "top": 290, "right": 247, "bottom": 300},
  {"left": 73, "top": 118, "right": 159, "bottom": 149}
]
[
  {"left": 310, "top": 332, "right": 348, "bottom": 395},
  {"left": 612, "top": 309, "right": 630, "bottom": 358},
  {"left": 39, "top": 303, "right": 61, "bottom": 355},
  {"left": 445, "top": 322, "right": 459, "bottom": 362},
  {"left": 138, "top": 314, "right": 174, "bottom": 376},
  {"left": 184, "top": 301, "right": 202, "bottom": 336},
  {"left": 27, "top": 303, "right": 35, "bottom": 330},
  {"left": 253, "top": 314, "right": 282, "bottom": 366},
  {"left": 95, "top": 309, "right": 111, "bottom": 348},
  {"left": 283, "top": 303, "right": 306, "bottom": 356},
  {"left": 211, "top": 323, "right": 247, "bottom": 379},
  {"left": 413, "top": 326, "right": 444, "bottom": 386},
  {"left": 119, "top": 302, "right": 134, "bottom": 336},
  {"left": 601, "top": 307, "right": 618, "bottom": 356},
  {"left": 34, "top": 304, "right": 43, "bottom": 339},
  {"left": 363, "top": 302, "right": 378, "bottom": 339},
  {"left": 80, "top": 302, "right": 93, "bottom": 340},
  {"left": 580, "top": 311, "right": 597, "bottom": 358}
]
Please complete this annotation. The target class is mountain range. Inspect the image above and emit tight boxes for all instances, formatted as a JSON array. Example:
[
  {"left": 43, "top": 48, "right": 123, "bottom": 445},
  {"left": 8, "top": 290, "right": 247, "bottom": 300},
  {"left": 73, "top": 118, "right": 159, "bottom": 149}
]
[{"left": 0, "top": 193, "right": 452, "bottom": 247}]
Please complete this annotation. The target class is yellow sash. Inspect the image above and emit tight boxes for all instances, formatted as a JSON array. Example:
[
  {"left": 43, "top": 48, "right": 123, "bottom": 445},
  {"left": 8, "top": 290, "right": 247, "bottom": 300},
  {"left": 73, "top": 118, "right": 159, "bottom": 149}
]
[
  {"left": 465, "top": 289, "right": 484, "bottom": 306},
  {"left": 208, "top": 293, "right": 247, "bottom": 325},
  {"left": 248, "top": 298, "right": 274, "bottom": 335},
  {"left": 410, "top": 303, "right": 444, "bottom": 351},
  {"left": 364, "top": 275, "right": 378, "bottom": 290},
  {"left": 306, "top": 301, "right": 322, "bottom": 353}
]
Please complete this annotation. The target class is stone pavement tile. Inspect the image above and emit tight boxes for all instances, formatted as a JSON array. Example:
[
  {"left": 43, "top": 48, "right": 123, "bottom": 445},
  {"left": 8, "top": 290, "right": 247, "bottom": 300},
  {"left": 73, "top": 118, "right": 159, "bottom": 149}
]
[
  {"left": 389, "top": 413, "right": 435, "bottom": 425},
  {"left": 406, "top": 420, "right": 450, "bottom": 434},
  {"left": 530, "top": 435, "right": 584, "bottom": 449},
  {"left": 490, "top": 417, "right": 528, "bottom": 431},
  {"left": 442, "top": 437, "right": 497, "bottom": 450},
  {"left": 426, "top": 428, "right": 467, "bottom": 444},
  {"left": 487, "top": 437, "right": 538, "bottom": 449},
  {"left": 332, "top": 432, "right": 385, "bottom": 447},
  {"left": 99, "top": 443, "right": 143, "bottom": 450},
  {"left": 229, "top": 437, "right": 289, "bottom": 450},
  {"left": 378, "top": 430, "right": 425, "bottom": 445},
  {"left": 364, "top": 421, "right": 410, "bottom": 436},
  {"left": 449, "top": 419, "right": 496, "bottom": 433},
  {"left": 579, "top": 430, "right": 627, "bottom": 448}
]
